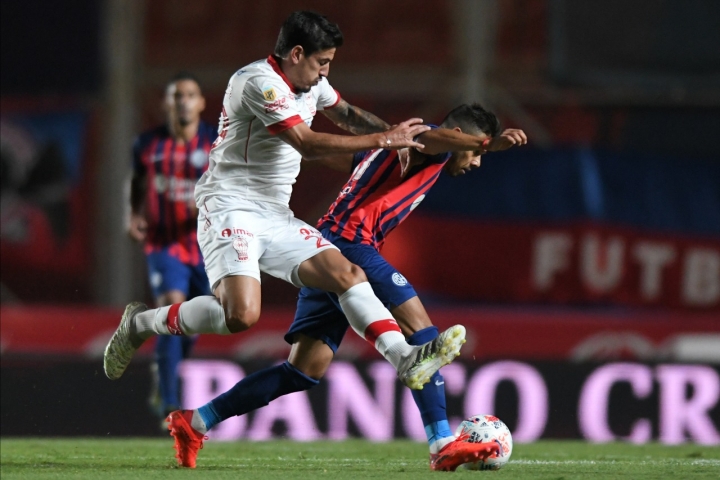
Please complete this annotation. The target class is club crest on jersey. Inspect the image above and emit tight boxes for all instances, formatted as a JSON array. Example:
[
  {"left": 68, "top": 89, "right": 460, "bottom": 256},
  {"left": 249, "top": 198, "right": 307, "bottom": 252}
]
[
  {"left": 392, "top": 272, "right": 408, "bottom": 286},
  {"left": 262, "top": 85, "right": 277, "bottom": 101}
]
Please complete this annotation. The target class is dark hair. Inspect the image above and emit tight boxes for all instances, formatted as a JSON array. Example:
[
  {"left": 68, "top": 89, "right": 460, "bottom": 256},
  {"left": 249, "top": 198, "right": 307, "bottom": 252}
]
[
  {"left": 440, "top": 103, "right": 500, "bottom": 137},
  {"left": 168, "top": 71, "right": 202, "bottom": 92},
  {"left": 274, "top": 11, "right": 343, "bottom": 58}
]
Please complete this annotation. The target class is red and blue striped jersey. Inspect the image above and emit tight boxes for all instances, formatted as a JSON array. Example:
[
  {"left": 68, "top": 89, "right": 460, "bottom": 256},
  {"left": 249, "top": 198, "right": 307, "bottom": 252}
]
[
  {"left": 318, "top": 144, "right": 451, "bottom": 251},
  {"left": 132, "top": 121, "right": 216, "bottom": 265}
]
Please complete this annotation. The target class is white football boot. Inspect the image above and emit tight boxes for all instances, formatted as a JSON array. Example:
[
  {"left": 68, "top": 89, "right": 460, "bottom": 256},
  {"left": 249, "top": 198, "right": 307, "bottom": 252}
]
[
  {"left": 103, "top": 301, "right": 148, "bottom": 380},
  {"left": 397, "top": 324, "right": 466, "bottom": 390}
]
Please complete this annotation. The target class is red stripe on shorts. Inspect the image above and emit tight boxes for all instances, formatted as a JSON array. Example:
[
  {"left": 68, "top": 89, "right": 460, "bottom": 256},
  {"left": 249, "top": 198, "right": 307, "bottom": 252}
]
[
  {"left": 166, "top": 303, "right": 184, "bottom": 335},
  {"left": 364, "top": 319, "right": 401, "bottom": 345}
]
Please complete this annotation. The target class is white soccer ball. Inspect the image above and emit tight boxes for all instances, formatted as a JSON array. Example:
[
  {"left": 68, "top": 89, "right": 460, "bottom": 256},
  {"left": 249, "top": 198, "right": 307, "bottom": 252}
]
[{"left": 455, "top": 414, "right": 513, "bottom": 470}]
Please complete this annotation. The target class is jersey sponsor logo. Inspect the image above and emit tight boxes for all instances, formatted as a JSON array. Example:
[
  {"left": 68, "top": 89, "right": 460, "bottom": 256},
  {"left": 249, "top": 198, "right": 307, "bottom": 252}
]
[
  {"left": 220, "top": 227, "right": 254, "bottom": 238},
  {"left": 392, "top": 272, "right": 408, "bottom": 286},
  {"left": 299, "top": 227, "right": 331, "bottom": 249},
  {"left": 189, "top": 149, "right": 209, "bottom": 168},
  {"left": 410, "top": 194, "right": 426, "bottom": 211},
  {"left": 264, "top": 96, "right": 289, "bottom": 113},
  {"left": 262, "top": 85, "right": 277, "bottom": 101},
  {"left": 153, "top": 175, "right": 196, "bottom": 201}
]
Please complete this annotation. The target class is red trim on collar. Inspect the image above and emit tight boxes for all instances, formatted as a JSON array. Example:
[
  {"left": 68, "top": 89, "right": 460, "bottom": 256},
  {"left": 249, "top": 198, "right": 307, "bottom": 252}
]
[{"left": 267, "top": 55, "right": 296, "bottom": 94}]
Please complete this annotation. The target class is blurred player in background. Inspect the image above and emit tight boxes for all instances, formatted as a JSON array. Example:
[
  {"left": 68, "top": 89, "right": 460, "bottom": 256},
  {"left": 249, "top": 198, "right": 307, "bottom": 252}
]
[
  {"left": 128, "top": 72, "right": 216, "bottom": 422},
  {"left": 106, "top": 10, "right": 466, "bottom": 442},
  {"left": 166, "top": 104, "right": 527, "bottom": 470}
]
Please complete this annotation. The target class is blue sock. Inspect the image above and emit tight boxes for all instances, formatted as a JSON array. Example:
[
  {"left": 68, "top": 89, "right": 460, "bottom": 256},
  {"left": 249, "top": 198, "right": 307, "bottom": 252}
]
[
  {"left": 197, "top": 402, "right": 221, "bottom": 431},
  {"left": 155, "top": 335, "right": 184, "bottom": 411},
  {"left": 407, "top": 326, "right": 454, "bottom": 445},
  {"left": 199, "top": 361, "right": 319, "bottom": 430}
]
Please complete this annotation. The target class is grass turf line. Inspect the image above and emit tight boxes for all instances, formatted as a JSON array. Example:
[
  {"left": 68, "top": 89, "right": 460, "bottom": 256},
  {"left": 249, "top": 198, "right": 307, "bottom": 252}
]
[{"left": 1, "top": 439, "right": 719, "bottom": 479}]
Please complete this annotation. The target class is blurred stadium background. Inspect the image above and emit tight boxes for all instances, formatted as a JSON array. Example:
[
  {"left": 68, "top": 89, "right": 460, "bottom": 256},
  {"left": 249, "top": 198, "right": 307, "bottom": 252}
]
[{"left": 1, "top": 0, "right": 718, "bottom": 444}]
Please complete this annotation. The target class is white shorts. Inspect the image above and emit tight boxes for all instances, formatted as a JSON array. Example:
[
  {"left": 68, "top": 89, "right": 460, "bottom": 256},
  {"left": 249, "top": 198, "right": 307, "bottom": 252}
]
[{"left": 197, "top": 195, "right": 338, "bottom": 290}]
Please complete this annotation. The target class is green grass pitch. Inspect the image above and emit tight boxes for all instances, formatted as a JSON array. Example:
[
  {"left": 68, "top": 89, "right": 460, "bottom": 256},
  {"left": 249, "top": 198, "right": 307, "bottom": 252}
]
[{"left": 1, "top": 439, "right": 718, "bottom": 479}]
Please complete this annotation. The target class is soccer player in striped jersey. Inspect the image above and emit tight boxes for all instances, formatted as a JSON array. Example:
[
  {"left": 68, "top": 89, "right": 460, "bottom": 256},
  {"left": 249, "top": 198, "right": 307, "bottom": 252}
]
[
  {"left": 176, "top": 104, "right": 527, "bottom": 470},
  {"left": 128, "top": 72, "right": 215, "bottom": 422}
]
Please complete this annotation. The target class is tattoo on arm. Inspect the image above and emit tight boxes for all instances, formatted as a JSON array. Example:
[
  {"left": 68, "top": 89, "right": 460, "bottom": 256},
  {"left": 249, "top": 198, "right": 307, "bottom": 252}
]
[{"left": 322, "top": 99, "right": 390, "bottom": 135}]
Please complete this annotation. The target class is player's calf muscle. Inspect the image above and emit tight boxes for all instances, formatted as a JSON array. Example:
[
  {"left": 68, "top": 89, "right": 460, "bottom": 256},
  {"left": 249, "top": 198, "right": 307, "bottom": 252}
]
[{"left": 288, "top": 335, "right": 333, "bottom": 379}]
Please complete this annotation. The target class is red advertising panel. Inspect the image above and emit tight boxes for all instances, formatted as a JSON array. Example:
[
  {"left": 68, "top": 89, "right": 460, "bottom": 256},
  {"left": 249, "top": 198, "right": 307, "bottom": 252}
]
[
  {"left": 382, "top": 218, "right": 720, "bottom": 311},
  {"left": 2, "top": 305, "right": 717, "bottom": 362}
]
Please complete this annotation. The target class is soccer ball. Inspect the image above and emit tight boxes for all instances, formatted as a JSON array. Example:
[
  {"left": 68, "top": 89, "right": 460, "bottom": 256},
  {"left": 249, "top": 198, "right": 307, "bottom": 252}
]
[{"left": 455, "top": 414, "right": 513, "bottom": 470}]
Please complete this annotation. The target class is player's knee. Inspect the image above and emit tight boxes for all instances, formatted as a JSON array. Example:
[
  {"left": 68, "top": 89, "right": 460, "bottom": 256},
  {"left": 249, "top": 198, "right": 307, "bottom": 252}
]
[
  {"left": 291, "top": 355, "right": 332, "bottom": 380},
  {"left": 333, "top": 263, "right": 367, "bottom": 292},
  {"left": 223, "top": 304, "right": 260, "bottom": 333}
]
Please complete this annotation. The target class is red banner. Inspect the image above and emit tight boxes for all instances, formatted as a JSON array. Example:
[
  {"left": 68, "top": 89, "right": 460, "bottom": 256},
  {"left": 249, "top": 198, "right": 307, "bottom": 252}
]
[
  {"left": 1, "top": 305, "right": 717, "bottom": 362},
  {"left": 382, "top": 218, "right": 720, "bottom": 311}
]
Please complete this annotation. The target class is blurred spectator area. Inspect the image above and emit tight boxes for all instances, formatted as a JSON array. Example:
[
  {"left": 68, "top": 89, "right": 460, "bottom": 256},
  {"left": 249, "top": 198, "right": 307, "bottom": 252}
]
[{"left": 1, "top": 0, "right": 718, "bottom": 310}]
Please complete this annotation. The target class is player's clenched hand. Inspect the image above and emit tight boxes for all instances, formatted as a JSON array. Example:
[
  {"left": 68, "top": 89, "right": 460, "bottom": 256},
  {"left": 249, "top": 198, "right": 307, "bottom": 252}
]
[
  {"left": 128, "top": 213, "right": 148, "bottom": 242},
  {"left": 487, "top": 128, "right": 527, "bottom": 152},
  {"left": 382, "top": 118, "right": 430, "bottom": 150}
]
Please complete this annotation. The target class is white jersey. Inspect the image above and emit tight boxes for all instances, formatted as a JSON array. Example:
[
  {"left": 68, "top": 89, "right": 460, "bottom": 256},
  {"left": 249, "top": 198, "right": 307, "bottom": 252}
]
[{"left": 195, "top": 55, "right": 340, "bottom": 208}]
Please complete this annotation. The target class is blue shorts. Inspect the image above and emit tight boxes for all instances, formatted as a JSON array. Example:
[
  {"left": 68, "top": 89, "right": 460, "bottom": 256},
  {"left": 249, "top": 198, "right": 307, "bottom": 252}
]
[
  {"left": 284, "top": 231, "right": 417, "bottom": 353},
  {"left": 146, "top": 247, "right": 211, "bottom": 299}
]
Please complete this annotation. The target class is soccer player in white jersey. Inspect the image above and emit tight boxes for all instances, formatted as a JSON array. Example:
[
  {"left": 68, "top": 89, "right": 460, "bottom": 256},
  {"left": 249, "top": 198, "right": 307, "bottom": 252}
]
[{"left": 103, "top": 10, "right": 467, "bottom": 450}]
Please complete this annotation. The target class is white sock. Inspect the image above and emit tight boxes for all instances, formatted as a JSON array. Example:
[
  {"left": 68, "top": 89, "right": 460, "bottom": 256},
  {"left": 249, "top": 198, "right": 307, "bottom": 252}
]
[
  {"left": 134, "top": 296, "right": 230, "bottom": 337},
  {"left": 430, "top": 436, "right": 455, "bottom": 454},
  {"left": 191, "top": 409, "right": 208, "bottom": 434},
  {"left": 338, "top": 282, "right": 414, "bottom": 369}
]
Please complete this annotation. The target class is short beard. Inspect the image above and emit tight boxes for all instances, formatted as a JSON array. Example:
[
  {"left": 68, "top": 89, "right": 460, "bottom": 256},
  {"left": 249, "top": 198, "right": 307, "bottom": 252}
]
[{"left": 294, "top": 85, "right": 311, "bottom": 94}]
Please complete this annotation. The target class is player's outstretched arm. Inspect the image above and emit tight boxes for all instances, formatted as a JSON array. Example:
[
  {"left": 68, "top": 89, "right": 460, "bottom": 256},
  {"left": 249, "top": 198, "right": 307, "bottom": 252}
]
[
  {"left": 416, "top": 127, "right": 528, "bottom": 155},
  {"left": 320, "top": 99, "right": 390, "bottom": 135},
  {"left": 486, "top": 128, "right": 528, "bottom": 152},
  {"left": 278, "top": 118, "right": 430, "bottom": 161},
  {"left": 415, "top": 128, "right": 491, "bottom": 155}
]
